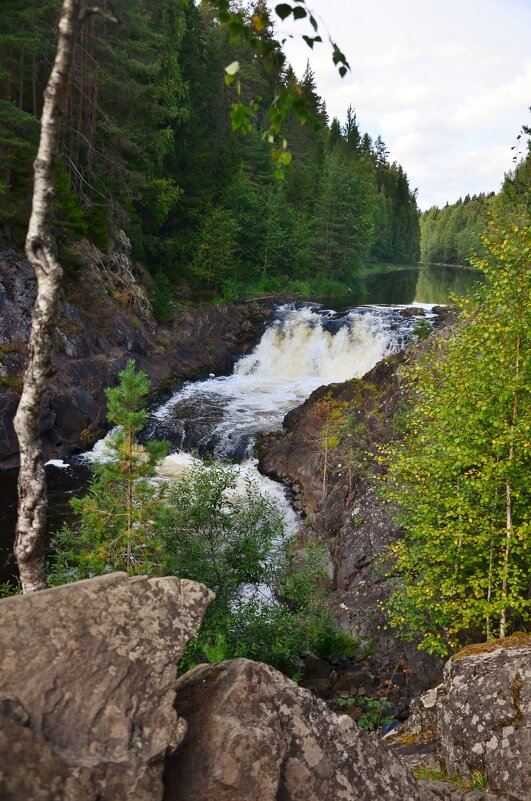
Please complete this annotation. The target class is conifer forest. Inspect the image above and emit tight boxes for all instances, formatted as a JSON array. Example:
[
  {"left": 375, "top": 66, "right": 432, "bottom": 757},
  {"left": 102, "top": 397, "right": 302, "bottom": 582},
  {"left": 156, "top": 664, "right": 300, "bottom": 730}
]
[{"left": 0, "top": 3, "right": 529, "bottom": 796}]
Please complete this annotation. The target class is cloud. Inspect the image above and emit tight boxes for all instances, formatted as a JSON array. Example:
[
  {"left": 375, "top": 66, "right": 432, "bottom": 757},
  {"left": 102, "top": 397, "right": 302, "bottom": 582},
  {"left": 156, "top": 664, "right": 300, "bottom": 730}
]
[
  {"left": 277, "top": 0, "right": 531, "bottom": 207},
  {"left": 454, "top": 63, "right": 531, "bottom": 131}
]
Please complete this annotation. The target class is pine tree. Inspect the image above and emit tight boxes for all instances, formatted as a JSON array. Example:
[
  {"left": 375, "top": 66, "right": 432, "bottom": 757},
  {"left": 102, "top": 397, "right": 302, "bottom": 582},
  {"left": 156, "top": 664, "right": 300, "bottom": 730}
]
[
  {"left": 343, "top": 104, "right": 361, "bottom": 154},
  {"left": 54, "top": 361, "right": 169, "bottom": 577}
]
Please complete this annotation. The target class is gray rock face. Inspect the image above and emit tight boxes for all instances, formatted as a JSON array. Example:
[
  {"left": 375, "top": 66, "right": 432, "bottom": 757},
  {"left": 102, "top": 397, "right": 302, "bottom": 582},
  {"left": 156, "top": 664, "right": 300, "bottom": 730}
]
[
  {"left": 165, "top": 657, "right": 425, "bottom": 801},
  {"left": 387, "top": 635, "right": 531, "bottom": 801},
  {"left": 258, "top": 354, "right": 443, "bottom": 693},
  {"left": 0, "top": 244, "right": 273, "bottom": 469},
  {"left": 438, "top": 637, "right": 531, "bottom": 801},
  {"left": 0, "top": 572, "right": 214, "bottom": 801}
]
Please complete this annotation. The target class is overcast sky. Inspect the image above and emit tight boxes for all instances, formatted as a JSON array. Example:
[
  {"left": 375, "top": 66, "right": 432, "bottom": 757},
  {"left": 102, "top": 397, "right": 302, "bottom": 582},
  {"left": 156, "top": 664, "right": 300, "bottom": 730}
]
[{"left": 277, "top": 0, "right": 530, "bottom": 209}]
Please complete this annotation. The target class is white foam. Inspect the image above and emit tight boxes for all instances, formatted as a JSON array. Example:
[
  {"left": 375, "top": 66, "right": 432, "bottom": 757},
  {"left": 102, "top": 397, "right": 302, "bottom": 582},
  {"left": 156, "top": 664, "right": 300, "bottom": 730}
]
[
  {"left": 45, "top": 459, "right": 70, "bottom": 469},
  {"left": 156, "top": 452, "right": 299, "bottom": 539},
  {"left": 153, "top": 304, "right": 424, "bottom": 455}
]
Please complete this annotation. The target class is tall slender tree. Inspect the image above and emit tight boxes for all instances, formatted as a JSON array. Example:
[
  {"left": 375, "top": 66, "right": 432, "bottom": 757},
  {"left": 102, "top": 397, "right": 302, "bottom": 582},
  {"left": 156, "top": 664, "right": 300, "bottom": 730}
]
[{"left": 13, "top": 0, "right": 116, "bottom": 593}]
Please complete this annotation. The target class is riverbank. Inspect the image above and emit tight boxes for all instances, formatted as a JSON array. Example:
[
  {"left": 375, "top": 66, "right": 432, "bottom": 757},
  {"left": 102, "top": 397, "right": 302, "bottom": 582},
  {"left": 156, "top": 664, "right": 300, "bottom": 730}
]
[
  {"left": 0, "top": 241, "right": 274, "bottom": 470},
  {"left": 359, "top": 261, "right": 420, "bottom": 276}
]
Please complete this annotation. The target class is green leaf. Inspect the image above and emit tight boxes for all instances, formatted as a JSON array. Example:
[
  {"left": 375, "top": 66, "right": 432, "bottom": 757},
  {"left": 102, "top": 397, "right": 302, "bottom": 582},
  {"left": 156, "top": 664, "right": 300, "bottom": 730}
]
[
  {"left": 225, "top": 60, "right": 240, "bottom": 76},
  {"left": 293, "top": 6, "right": 307, "bottom": 19},
  {"left": 275, "top": 4, "right": 293, "bottom": 20}
]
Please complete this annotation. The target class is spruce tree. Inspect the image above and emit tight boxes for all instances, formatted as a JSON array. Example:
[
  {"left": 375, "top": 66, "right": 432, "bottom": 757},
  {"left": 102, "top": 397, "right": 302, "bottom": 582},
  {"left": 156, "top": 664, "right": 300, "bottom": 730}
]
[{"left": 54, "top": 361, "right": 169, "bottom": 578}]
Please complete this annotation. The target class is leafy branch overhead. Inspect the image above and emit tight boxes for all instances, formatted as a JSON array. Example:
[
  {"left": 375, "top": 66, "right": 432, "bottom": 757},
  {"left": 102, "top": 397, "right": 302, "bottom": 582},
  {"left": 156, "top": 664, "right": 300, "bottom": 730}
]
[{"left": 210, "top": 0, "right": 350, "bottom": 176}]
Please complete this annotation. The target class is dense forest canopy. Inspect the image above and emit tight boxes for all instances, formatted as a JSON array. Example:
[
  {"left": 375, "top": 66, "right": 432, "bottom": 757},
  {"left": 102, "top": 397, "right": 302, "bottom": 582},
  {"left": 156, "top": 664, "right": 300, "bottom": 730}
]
[
  {"left": 0, "top": 0, "right": 420, "bottom": 305},
  {"left": 419, "top": 193, "right": 494, "bottom": 266}
]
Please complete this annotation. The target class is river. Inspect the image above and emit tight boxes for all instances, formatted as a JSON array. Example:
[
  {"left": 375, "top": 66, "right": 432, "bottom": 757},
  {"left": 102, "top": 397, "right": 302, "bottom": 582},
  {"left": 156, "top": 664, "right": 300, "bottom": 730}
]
[{"left": 0, "top": 266, "right": 483, "bottom": 583}]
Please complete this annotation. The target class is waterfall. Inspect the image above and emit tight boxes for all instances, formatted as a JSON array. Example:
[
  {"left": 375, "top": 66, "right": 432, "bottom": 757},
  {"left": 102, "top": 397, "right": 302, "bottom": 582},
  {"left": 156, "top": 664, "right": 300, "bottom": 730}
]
[
  {"left": 81, "top": 302, "right": 433, "bottom": 539},
  {"left": 151, "top": 303, "right": 432, "bottom": 458}
]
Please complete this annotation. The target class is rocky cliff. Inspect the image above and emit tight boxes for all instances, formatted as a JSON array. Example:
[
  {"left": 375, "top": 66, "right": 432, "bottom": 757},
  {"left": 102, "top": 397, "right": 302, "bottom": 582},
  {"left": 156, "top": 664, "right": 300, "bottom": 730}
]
[
  {"left": 0, "top": 237, "right": 273, "bottom": 468},
  {"left": 257, "top": 346, "right": 444, "bottom": 697}
]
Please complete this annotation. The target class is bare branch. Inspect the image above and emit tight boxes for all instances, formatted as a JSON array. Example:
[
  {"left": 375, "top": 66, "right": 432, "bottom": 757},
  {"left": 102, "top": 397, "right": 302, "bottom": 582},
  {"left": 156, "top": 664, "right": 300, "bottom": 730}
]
[{"left": 79, "top": 5, "right": 119, "bottom": 25}]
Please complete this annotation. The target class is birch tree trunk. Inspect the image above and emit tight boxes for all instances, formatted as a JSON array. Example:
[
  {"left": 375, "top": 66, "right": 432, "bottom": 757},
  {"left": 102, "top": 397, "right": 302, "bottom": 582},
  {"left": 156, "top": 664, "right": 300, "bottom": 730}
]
[
  {"left": 13, "top": 0, "right": 81, "bottom": 594},
  {"left": 13, "top": 1, "right": 116, "bottom": 593}
]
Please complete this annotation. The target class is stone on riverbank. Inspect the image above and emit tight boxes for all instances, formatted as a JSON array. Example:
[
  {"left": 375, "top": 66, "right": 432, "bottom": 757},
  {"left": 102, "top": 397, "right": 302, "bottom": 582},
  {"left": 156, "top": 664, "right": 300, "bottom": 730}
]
[{"left": 165, "top": 657, "right": 425, "bottom": 801}]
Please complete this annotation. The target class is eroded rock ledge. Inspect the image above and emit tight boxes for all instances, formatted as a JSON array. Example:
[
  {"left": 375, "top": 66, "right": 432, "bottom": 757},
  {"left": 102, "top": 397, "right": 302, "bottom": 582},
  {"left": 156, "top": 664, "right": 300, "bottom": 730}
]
[
  {"left": 166, "top": 657, "right": 425, "bottom": 801},
  {"left": 257, "top": 351, "right": 443, "bottom": 693}
]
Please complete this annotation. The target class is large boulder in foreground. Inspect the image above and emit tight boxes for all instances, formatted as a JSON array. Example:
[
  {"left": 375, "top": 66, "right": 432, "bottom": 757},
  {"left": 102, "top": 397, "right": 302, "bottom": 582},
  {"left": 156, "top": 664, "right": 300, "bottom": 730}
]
[
  {"left": 438, "top": 635, "right": 531, "bottom": 801},
  {"left": 165, "top": 657, "right": 424, "bottom": 801},
  {"left": 387, "top": 634, "right": 531, "bottom": 801},
  {"left": 0, "top": 572, "right": 213, "bottom": 801}
]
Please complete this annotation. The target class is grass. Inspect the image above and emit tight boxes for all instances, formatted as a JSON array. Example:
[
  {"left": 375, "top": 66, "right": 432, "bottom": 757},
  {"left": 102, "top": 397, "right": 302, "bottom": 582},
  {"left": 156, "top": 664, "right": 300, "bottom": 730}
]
[{"left": 413, "top": 766, "right": 488, "bottom": 792}]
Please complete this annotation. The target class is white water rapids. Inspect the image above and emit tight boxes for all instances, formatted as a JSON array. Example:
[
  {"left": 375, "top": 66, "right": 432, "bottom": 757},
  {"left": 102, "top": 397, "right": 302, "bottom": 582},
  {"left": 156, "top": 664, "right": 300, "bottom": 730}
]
[
  {"left": 79, "top": 302, "right": 434, "bottom": 537},
  {"left": 151, "top": 303, "right": 433, "bottom": 458}
]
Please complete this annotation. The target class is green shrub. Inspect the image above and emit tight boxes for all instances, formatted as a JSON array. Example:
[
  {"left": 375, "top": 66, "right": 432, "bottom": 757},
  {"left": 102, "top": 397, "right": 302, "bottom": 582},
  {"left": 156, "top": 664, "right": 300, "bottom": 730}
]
[
  {"left": 159, "top": 462, "right": 356, "bottom": 675},
  {"left": 151, "top": 273, "right": 175, "bottom": 322},
  {"left": 49, "top": 364, "right": 355, "bottom": 678}
]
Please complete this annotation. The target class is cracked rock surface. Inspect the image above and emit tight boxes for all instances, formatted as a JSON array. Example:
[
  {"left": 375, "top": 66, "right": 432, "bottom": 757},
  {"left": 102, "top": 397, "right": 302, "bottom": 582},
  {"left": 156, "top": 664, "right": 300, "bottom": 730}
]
[
  {"left": 0, "top": 572, "right": 214, "bottom": 801},
  {"left": 166, "top": 657, "right": 425, "bottom": 801}
]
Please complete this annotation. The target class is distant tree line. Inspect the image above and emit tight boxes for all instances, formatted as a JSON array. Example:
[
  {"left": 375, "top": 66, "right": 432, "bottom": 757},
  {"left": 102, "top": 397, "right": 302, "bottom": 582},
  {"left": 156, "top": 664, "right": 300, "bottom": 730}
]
[
  {"left": 0, "top": 0, "right": 420, "bottom": 305},
  {"left": 420, "top": 193, "right": 495, "bottom": 266}
]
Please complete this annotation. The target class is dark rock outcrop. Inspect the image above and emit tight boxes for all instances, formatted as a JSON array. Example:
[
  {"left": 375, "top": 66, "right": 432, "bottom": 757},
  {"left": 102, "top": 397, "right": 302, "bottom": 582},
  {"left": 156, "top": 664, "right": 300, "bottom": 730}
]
[
  {"left": 258, "top": 353, "right": 442, "bottom": 693},
  {"left": 165, "top": 657, "right": 425, "bottom": 801},
  {"left": 0, "top": 243, "right": 272, "bottom": 468},
  {"left": 0, "top": 572, "right": 214, "bottom": 801}
]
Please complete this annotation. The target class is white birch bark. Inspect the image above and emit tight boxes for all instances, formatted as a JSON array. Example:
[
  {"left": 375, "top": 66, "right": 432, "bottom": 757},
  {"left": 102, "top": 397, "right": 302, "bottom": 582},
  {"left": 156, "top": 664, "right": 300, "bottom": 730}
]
[{"left": 13, "top": 1, "right": 116, "bottom": 593}]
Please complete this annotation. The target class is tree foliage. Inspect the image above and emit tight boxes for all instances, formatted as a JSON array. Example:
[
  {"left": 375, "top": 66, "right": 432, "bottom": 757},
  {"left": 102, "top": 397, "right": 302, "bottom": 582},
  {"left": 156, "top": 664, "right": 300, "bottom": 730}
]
[
  {"left": 51, "top": 361, "right": 355, "bottom": 676},
  {"left": 53, "top": 360, "right": 170, "bottom": 577},
  {"left": 0, "top": 0, "right": 420, "bottom": 298},
  {"left": 382, "top": 156, "right": 531, "bottom": 655},
  {"left": 420, "top": 194, "right": 493, "bottom": 266}
]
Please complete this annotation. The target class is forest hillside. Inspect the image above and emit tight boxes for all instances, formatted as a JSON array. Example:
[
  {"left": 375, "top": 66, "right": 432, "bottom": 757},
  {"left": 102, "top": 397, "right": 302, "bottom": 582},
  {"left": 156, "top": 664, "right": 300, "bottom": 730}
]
[{"left": 1, "top": 0, "right": 420, "bottom": 306}]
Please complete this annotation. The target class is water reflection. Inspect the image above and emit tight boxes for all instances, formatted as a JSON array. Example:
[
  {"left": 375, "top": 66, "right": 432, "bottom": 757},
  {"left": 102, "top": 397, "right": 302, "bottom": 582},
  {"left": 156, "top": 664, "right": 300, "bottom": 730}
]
[
  {"left": 414, "top": 266, "right": 483, "bottom": 305},
  {"left": 361, "top": 265, "right": 483, "bottom": 306}
]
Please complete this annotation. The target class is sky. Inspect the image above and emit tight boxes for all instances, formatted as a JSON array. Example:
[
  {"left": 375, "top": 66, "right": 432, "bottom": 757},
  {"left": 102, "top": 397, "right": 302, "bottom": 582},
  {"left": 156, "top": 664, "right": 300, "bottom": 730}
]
[{"left": 277, "top": 0, "right": 531, "bottom": 209}]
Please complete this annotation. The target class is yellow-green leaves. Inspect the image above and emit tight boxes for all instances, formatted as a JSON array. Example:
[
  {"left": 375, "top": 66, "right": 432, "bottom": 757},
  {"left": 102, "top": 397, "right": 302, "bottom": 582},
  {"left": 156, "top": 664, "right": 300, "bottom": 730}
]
[
  {"left": 224, "top": 60, "right": 240, "bottom": 87},
  {"left": 215, "top": 0, "right": 350, "bottom": 178},
  {"left": 382, "top": 196, "right": 531, "bottom": 656}
]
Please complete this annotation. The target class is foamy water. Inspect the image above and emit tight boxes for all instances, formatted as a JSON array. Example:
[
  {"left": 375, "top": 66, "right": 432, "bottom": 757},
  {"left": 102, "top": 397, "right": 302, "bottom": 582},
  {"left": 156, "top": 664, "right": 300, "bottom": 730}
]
[
  {"left": 82, "top": 302, "right": 433, "bottom": 535},
  {"left": 151, "top": 304, "right": 431, "bottom": 457}
]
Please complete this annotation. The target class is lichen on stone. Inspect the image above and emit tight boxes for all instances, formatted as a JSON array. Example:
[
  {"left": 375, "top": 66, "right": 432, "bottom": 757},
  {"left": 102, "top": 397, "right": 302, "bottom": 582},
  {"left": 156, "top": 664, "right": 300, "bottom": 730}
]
[{"left": 451, "top": 633, "right": 531, "bottom": 661}]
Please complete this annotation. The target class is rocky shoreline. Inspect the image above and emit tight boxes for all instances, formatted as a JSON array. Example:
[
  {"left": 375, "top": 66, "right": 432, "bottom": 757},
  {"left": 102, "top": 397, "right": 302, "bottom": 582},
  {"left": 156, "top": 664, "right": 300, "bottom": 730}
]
[
  {"left": 0, "top": 237, "right": 273, "bottom": 469},
  {"left": 1, "top": 573, "right": 527, "bottom": 800}
]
